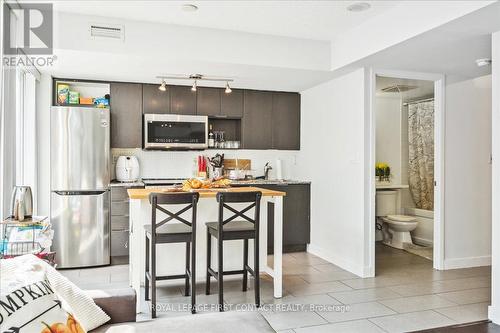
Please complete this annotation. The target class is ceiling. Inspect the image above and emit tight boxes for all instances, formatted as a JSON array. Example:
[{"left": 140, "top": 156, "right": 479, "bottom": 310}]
[
  {"left": 52, "top": 0, "right": 399, "bottom": 41},
  {"left": 376, "top": 76, "right": 434, "bottom": 101},
  {"left": 350, "top": 2, "right": 500, "bottom": 83}
]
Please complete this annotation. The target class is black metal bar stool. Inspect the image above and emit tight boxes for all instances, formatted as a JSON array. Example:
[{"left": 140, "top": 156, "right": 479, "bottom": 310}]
[
  {"left": 205, "top": 191, "right": 262, "bottom": 311},
  {"left": 145, "top": 192, "right": 199, "bottom": 317}
]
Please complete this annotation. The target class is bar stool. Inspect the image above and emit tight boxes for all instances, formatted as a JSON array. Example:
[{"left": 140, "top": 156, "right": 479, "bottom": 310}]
[
  {"left": 145, "top": 192, "right": 199, "bottom": 317},
  {"left": 205, "top": 191, "right": 262, "bottom": 311}
]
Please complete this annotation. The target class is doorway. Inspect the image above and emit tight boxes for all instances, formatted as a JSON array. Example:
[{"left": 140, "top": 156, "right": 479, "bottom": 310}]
[{"left": 368, "top": 70, "right": 445, "bottom": 276}]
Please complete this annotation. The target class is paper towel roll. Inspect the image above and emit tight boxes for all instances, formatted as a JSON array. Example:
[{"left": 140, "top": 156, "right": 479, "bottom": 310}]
[{"left": 276, "top": 159, "right": 283, "bottom": 180}]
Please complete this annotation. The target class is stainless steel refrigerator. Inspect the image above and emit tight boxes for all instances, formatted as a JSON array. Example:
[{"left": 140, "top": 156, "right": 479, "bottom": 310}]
[{"left": 50, "top": 106, "right": 111, "bottom": 268}]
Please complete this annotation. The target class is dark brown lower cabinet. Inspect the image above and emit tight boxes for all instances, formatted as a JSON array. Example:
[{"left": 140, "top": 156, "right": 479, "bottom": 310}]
[
  {"left": 233, "top": 183, "right": 311, "bottom": 253},
  {"left": 110, "top": 185, "right": 144, "bottom": 263}
]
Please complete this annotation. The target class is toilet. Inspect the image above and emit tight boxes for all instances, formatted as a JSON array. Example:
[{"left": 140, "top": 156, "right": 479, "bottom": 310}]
[{"left": 376, "top": 190, "right": 418, "bottom": 249}]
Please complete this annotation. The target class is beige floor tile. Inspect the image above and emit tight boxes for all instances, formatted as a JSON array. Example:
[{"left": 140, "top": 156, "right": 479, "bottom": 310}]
[
  {"left": 262, "top": 310, "right": 328, "bottom": 330},
  {"left": 379, "top": 294, "right": 456, "bottom": 313},
  {"left": 329, "top": 287, "right": 402, "bottom": 304},
  {"left": 387, "top": 281, "right": 446, "bottom": 297},
  {"left": 437, "top": 287, "right": 491, "bottom": 305},
  {"left": 290, "top": 252, "right": 330, "bottom": 265},
  {"left": 435, "top": 302, "right": 489, "bottom": 324},
  {"left": 341, "top": 276, "right": 405, "bottom": 290},
  {"left": 275, "top": 293, "right": 342, "bottom": 306},
  {"left": 300, "top": 270, "right": 359, "bottom": 283},
  {"left": 283, "top": 264, "right": 321, "bottom": 276},
  {"left": 317, "top": 301, "right": 396, "bottom": 323},
  {"left": 313, "top": 263, "right": 349, "bottom": 273},
  {"left": 369, "top": 310, "right": 456, "bottom": 333},
  {"left": 289, "top": 280, "right": 352, "bottom": 296},
  {"left": 294, "top": 319, "right": 386, "bottom": 333}
]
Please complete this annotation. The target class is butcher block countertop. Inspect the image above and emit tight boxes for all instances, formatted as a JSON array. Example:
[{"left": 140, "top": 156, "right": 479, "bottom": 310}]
[{"left": 127, "top": 186, "right": 286, "bottom": 200}]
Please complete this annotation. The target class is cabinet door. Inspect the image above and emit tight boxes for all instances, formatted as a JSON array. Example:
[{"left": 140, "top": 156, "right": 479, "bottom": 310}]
[
  {"left": 264, "top": 184, "right": 311, "bottom": 253},
  {"left": 221, "top": 89, "right": 243, "bottom": 118},
  {"left": 242, "top": 90, "right": 273, "bottom": 149},
  {"left": 272, "top": 92, "right": 300, "bottom": 150},
  {"left": 170, "top": 85, "right": 197, "bottom": 115},
  {"left": 110, "top": 83, "right": 142, "bottom": 148},
  {"left": 197, "top": 87, "right": 221, "bottom": 116},
  {"left": 142, "top": 83, "right": 170, "bottom": 114}
]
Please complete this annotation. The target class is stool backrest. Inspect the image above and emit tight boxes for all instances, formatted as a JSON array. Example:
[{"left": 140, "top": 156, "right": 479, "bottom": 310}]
[
  {"left": 216, "top": 191, "right": 262, "bottom": 232},
  {"left": 149, "top": 192, "right": 200, "bottom": 232}
]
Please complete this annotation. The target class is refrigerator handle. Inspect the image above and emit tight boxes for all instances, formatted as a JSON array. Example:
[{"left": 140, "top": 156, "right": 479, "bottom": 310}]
[{"left": 54, "top": 190, "right": 108, "bottom": 196}]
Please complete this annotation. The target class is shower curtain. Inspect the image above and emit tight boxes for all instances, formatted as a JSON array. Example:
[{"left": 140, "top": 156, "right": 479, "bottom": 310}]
[{"left": 408, "top": 100, "right": 434, "bottom": 210}]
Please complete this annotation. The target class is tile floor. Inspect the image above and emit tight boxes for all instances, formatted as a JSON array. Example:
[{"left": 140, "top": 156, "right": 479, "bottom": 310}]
[{"left": 60, "top": 243, "right": 491, "bottom": 333}]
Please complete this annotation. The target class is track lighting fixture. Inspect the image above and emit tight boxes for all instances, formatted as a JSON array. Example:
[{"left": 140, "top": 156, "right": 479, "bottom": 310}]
[{"left": 156, "top": 74, "right": 234, "bottom": 93}]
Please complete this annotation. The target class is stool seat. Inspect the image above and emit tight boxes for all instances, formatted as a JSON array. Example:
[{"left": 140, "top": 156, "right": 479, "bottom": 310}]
[
  {"left": 206, "top": 220, "right": 255, "bottom": 232},
  {"left": 144, "top": 223, "right": 192, "bottom": 235}
]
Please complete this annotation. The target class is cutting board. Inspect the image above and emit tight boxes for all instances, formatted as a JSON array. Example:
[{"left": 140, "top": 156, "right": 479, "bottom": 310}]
[{"left": 223, "top": 159, "right": 251, "bottom": 170}]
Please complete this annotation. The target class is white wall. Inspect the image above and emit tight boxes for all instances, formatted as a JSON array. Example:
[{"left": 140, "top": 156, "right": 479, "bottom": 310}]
[
  {"left": 375, "top": 96, "right": 403, "bottom": 184},
  {"left": 444, "top": 74, "right": 492, "bottom": 269},
  {"left": 297, "top": 68, "right": 370, "bottom": 276},
  {"left": 489, "top": 31, "right": 500, "bottom": 324}
]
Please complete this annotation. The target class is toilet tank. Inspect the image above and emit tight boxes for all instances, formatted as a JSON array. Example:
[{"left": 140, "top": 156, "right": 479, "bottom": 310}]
[{"left": 376, "top": 190, "right": 397, "bottom": 217}]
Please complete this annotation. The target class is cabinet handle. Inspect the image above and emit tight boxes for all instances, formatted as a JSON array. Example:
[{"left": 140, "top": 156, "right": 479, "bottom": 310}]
[{"left": 215, "top": 115, "right": 228, "bottom": 118}]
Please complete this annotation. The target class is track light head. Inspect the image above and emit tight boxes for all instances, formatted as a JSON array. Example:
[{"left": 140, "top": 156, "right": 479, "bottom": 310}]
[
  {"left": 225, "top": 82, "right": 232, "bottom": 94},
  {"left": 158, "top": 80, "right": 167, "bottom": 91}
]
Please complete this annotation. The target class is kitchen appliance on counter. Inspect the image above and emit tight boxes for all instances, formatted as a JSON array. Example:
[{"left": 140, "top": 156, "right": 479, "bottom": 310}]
[
  {"left": 116, "top": 156, "right": 140, "bottom": 182},
  {"left": 10, "top": 186, "right": 33, "bottom": 220},
  {"left": 50, "top": 106, "right": 110, "bottom": 268},
  {"left": 144, "top": 114, "right": 208, "bottom": 150}
]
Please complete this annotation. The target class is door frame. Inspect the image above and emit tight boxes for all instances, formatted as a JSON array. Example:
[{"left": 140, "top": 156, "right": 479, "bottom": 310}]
[{"left": 367, "top": 68, "right": 446, "bottom": 275}]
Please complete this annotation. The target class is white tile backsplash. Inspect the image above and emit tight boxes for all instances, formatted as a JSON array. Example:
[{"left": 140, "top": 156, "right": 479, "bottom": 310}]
[{"left": 111, "top": 148, "right": 300, "bottom": 180}]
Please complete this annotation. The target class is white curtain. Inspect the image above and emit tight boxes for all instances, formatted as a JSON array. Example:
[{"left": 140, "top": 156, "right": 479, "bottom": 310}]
[{"left": 408, "top": 100, "right": 434, "bottom": 210}]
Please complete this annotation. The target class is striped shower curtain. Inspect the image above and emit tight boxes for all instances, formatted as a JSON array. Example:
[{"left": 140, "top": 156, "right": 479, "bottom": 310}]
[{"left": 408, "top": 100, "right": 434, "bottom": 210}]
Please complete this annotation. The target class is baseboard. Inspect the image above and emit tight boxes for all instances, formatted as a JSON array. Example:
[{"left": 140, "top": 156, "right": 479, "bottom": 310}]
[
  {"left": 307, "top": 244, "right": 371, "bottom": 278},
  {"left": 444, "top": 255, "right": 491, "bottom": 269},
  {"left": 489, "top": 305, "right": 500, "bottom": 324}
]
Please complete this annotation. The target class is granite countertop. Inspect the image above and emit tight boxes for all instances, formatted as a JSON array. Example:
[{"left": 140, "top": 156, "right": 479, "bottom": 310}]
[
  {"left": 110, "top": 180, "right": 145, "bottom": 187},
  {"left": 231, "top": 179, "right": 311, "bottom": 185}
]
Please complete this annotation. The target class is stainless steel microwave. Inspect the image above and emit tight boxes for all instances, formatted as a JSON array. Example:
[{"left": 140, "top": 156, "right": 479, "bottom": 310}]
[{"left": 143, "top": 114, "right": 208, "bottom": 150}]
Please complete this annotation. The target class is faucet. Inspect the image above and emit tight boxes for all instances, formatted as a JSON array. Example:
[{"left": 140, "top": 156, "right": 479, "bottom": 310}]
[{"left": 264, "top": 162, "right": 273, "bottom": 180}]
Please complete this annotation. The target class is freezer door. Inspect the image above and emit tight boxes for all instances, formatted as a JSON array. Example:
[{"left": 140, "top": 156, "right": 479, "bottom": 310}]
[
  {"left": 51, "top": 190, "right": 110, "bottom": 268},
  {"left": 51, "top": 107, "right": 110, "bottom": 191}
]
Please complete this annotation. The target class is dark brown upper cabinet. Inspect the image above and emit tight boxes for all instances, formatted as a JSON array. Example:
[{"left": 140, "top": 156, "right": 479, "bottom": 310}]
[
  {"left": 142, "top": 83, "right": 170, "bottom": 114},
  {"left": 110, "top": 83, "right": 143, "bottom": 148},
  {"left": 170, "top": 85, "right": 197, "bottom": 115},
  {"left": 242, "top": 90, "right": 273, "bottom": 149},
  {"left": 196, "top": 87, "right": 221, "bottom": 116},
  {"left": 272, "top": 92, "right": 301, "bottom": 150},
  {"left": 221, "top": 89, "right": 243, "bottom": 118}
]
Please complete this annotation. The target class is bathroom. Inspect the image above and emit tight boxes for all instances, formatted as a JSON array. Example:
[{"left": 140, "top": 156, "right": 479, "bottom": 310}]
[{"left": 375, "top": 75, "right": 435, "bottom": 261}]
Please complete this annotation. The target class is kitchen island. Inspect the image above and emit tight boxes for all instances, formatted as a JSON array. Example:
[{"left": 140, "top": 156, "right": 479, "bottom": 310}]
[{"left": 127, "top": 186, "right": 286, "bottom": 313}]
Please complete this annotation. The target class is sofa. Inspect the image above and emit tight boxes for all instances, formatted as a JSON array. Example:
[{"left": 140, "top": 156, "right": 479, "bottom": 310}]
[{"left": 87, "top": 288, "right": 276, "bottom": 333}]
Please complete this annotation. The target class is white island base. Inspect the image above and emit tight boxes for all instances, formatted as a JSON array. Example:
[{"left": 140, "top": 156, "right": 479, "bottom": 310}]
[{"left": 127, "top": 187, "right": 285, "bottom": 313}]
